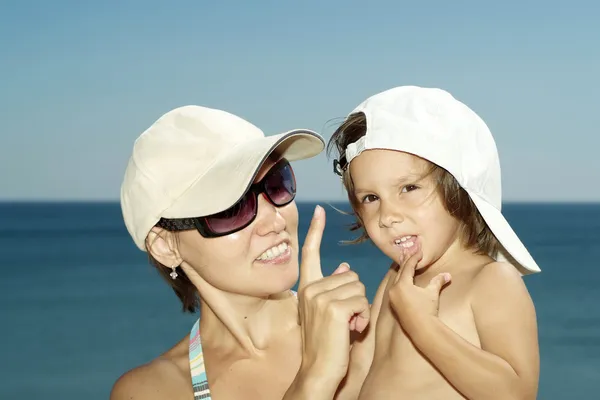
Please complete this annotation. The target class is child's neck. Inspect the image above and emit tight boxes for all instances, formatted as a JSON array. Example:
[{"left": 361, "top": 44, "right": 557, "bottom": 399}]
[{"left": 414, "top": 239, "right": 492, "bottom": 284}]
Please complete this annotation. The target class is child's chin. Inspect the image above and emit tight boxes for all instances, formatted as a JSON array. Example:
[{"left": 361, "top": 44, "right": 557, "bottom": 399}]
[
  {"left": 393, "top": 253, "right": 422, "bottom": 268},
  {"left": 414, "top": 260, "right": 429, "bottom": 270},
  {"left": 395, "top": 253, "right": 430, "bottom": 271},
  {"left": 396, "top": 243, "right": 422, "bottom": 264}
]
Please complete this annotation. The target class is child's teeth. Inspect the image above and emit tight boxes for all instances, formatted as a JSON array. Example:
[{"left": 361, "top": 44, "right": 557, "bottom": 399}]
[{"left": 395, "top": 236, "right": 414, "bottom": 247}]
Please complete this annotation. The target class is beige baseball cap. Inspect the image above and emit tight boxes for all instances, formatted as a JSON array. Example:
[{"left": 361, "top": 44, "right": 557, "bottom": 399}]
[
  {"left": 120, "top": 105, "right": 325, "bottom": 250},
  {"left": 338, "top": 86, "right": 541, "bottom": 275}
]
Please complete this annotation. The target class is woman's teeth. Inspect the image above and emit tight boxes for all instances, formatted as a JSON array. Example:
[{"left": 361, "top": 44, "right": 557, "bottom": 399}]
[
  {"left": 394, "top": 235, "right": 415, "bottom": 248},
  {"left": 256, "top": 242, "right": 289, "bottom": 261}
]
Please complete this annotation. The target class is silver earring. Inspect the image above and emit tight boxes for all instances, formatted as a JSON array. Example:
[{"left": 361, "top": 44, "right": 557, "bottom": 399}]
[{"left": 169, "top": 266, "right": 178, "bottom": 280}]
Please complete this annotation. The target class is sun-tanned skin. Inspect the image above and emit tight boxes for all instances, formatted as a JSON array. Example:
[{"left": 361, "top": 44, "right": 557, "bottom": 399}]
[
  {"left": 350, "top": 150, "right": 539, "bottom": 400},
  {"left": 111, "top": 159, "right": 373, "bottom": 400}
]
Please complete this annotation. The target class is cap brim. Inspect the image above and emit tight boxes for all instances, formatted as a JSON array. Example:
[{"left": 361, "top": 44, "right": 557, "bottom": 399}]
[
  {"left": 161, "top": 129, "right": 324, "bottom": 219},
  {"left": 466, "top": 190, "right": 541, "bottom": 275}
]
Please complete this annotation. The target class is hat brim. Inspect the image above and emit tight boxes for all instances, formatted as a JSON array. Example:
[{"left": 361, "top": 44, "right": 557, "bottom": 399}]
[
  {"left": 161, "top": 129, "right": 325, "bottom": 219},
  {"left": 466, "top": 190, "right": 541, "bottom": 275}
]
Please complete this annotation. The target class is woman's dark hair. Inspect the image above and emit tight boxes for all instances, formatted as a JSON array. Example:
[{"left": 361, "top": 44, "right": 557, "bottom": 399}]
[{"left": 145, "top": 233, "right": 199, "bottom": 313}]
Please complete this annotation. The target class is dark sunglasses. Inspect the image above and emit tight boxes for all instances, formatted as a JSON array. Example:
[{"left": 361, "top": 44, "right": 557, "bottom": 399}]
[{"left": 156, "top": 158, "right": 296, "bottom": 238}]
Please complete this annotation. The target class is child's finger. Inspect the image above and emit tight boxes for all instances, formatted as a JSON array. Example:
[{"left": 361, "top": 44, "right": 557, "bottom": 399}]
[
  {"left": 427, "top": 272, "right": 451, "bottom": 294},
  {"left": 395, "top": 248, "right": 422, "bottom": 285},
  {"left": 349, "top": 315, "right": 357, "bottom": 331}
]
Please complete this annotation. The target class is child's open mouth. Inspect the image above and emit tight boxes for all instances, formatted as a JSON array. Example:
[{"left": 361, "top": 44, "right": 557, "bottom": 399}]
[
  {"left": 393, "top": 235, "right": 416, "bottom": 248},
  {"left": 393, "top": 235, "right": 421, "bottom": 263}
]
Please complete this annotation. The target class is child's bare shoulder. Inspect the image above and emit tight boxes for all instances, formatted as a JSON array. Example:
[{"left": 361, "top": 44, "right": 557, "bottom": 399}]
[
  {"left": 465, "top": 262, "right": 539, "bottom": 390},
  {"left": 468, "top": 261, "right": 535, "bottom": 315},
  {"left": 471, "top": 261, "right": 527, "bottom": 291}
]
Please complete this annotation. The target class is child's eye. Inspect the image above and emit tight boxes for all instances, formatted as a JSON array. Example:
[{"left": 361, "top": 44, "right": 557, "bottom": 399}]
[
  {"left": 401, "top": 184, "right": 419, "bottom": 193},
  {"left": 361, "top": 194, "right": 379, "bottom": 204}
]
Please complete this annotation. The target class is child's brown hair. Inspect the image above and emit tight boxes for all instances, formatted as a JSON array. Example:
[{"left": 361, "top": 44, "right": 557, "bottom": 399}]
[{"left": 327, "top": 112, "right": 500, "bottom": 258}]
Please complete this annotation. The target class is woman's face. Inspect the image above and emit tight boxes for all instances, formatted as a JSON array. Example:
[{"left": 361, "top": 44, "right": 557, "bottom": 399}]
[{"left": 176, "top": 158, "right": 300, "bottom": 297}]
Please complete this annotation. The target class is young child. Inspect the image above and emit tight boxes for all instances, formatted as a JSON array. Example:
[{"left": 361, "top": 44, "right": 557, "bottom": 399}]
[{"left": 328, "top": 86, "right": 541, "bottom": 400}]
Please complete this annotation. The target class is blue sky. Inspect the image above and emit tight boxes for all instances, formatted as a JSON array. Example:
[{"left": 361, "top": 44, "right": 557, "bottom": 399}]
[{"left": 1, "top": 0, "right": 598, "bottom": 202}]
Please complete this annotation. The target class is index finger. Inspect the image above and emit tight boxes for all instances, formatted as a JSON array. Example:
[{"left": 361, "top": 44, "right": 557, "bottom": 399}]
[
  {"left": 394, "top": 247, "right": 421, "bottom": 285},
  {"left": 298, "top": 205, "right": 325, "bottom": 289}
]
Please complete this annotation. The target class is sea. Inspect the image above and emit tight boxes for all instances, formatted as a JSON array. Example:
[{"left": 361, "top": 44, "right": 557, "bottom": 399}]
[{"left": 0, "top": 201, "right": 598, "bottom": 399}]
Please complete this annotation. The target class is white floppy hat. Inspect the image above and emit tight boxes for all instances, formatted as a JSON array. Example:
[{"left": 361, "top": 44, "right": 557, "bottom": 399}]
[
  {"left": 335, "top": 86, "right": 541, "bottom": 275},
  {"left": 121, "top": 105, "right": 325, "bottom": 250}
]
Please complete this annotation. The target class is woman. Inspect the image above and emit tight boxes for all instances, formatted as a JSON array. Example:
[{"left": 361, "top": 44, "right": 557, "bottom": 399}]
[{"left": 110, "top": 105, "right": 375, "bottom": 400}]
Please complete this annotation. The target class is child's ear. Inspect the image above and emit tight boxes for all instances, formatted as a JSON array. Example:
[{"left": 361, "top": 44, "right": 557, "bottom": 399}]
[{"left": 147, "top": 227, "right": 183, "bottom": 267}]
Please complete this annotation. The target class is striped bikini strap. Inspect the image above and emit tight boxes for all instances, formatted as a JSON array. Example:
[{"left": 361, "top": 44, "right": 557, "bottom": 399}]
[{"left": 189, "top": 319, "right": 211, "bottom": 399}]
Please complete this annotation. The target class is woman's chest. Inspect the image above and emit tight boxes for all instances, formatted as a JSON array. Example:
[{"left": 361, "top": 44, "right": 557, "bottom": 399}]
[{"left": 206, "top": 349, "right": 302, "bottom": 400}]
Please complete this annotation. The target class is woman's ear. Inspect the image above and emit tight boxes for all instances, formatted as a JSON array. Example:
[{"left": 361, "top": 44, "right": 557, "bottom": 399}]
[{"left": 147, "top": 227, "right": 183, "bottom": 267}]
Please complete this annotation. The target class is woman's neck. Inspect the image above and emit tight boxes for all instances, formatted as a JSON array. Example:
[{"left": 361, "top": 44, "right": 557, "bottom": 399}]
[{"left": 197, "top": 287, "right": 298, "bottom": 355}]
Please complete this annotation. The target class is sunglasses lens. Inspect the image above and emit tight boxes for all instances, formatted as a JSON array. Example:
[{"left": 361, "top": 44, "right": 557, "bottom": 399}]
[
  {"left": 204, "top": 192, "right": 257, "bottom": 234},
  {"left": 201, "top": 160, "right": 295, "bottom": 237},
  {"left": 265, "top": 163, "right": 296, "bottom": 205}
]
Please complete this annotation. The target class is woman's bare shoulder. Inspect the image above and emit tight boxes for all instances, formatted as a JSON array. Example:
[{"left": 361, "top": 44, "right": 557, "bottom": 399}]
[{"left": 110, "top": 337, "right": 192, "bottom": 400}]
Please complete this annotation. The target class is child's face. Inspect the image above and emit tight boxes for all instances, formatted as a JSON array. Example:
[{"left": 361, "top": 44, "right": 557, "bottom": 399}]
[{"left": 349, "top": 149, "right": 462, "bottom": 269}]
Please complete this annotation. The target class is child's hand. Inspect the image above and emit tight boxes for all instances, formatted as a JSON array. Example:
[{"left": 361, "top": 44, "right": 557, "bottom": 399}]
[{"left": 388, "top": 246, "right": 451, "bottom": 330}]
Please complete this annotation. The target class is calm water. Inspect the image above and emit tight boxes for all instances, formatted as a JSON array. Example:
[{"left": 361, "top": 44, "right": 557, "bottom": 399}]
[{"left": 0, "top": 202, "right": 598, "bottom": 399}]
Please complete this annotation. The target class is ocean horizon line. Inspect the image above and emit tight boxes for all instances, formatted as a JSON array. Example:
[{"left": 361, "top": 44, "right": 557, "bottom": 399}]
[{"left": 0, "top": 199, "right": 599, "bottom": 206}]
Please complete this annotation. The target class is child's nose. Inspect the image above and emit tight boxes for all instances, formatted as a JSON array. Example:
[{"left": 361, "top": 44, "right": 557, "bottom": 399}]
[{"left": 378, "top": 201, "right": 404, "bottom": 228}]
